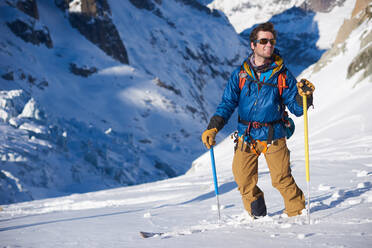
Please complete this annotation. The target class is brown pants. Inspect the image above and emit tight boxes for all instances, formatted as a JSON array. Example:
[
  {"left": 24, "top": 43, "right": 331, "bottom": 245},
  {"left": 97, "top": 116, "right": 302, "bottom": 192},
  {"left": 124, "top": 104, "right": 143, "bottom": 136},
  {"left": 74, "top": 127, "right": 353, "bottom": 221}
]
[{"left": 232, "top": 138, "right": 305, "bottom": 217}]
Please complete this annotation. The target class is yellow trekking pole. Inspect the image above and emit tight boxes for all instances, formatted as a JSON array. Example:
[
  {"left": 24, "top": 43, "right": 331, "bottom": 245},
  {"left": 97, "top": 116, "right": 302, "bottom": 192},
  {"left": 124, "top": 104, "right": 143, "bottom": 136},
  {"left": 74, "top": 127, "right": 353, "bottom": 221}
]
[
  {"left": 297, "top": 79, "right": 315, "bottom": 224},
  {"left": 299, "top": 78, "right": 314, "bottom": 224},
  {"left": 303, "top": 94, "right": 310, "bottom": 224}
]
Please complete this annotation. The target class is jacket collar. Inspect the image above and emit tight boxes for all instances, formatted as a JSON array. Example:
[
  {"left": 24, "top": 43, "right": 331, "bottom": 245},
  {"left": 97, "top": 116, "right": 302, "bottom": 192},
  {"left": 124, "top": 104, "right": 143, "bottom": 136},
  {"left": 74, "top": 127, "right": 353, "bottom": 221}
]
[{"left": 242, "top": 52, "right": 284, "bottom": 81}]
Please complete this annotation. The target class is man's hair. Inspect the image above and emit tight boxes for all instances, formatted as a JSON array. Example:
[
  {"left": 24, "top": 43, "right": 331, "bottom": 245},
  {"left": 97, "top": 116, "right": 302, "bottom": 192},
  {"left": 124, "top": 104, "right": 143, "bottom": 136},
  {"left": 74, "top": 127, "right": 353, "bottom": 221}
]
[{"left": 249, "top": 22, "right": 277, "bottom": 44}]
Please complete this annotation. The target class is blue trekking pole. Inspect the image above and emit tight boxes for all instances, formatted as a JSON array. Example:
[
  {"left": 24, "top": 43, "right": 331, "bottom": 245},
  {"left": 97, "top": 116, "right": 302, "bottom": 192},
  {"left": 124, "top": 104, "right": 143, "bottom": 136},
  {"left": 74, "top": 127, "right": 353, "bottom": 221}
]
[{"left": 209, "top": 146, "right": 221, "bottom": 221}]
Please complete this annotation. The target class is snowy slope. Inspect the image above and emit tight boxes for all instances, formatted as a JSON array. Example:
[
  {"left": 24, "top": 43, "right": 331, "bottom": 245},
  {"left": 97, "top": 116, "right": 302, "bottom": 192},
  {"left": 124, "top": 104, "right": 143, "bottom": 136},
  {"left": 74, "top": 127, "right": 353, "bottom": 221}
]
[
  {"left": 0, "top": 2, "right": 371, "bottom": 247},
  {"left": 0, "top": 0, "right": 247, "bottom": 204}
]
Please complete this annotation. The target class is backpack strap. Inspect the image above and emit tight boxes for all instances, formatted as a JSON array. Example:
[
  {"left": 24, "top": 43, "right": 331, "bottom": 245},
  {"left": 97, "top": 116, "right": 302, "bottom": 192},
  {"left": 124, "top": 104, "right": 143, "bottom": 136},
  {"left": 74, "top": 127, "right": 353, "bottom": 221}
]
[
  {"left": 239, "top": 69, "right": 247, "bottom": 90},
  {"left": 277, "top": 71, "right": 288, "bottom": 96},
  {"left": 239, "top": 62, "right": 288, "bottom": 95},
  {"left": 239, "top": 62, "right": 255, "bottom": 90}
]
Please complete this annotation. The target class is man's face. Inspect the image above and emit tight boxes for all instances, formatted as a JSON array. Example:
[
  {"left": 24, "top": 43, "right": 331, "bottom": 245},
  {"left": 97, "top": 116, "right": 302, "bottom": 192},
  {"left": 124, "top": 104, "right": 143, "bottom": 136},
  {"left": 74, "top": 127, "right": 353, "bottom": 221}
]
[{"left": 250, "top": 31, "right": 275, "bottom": 59}]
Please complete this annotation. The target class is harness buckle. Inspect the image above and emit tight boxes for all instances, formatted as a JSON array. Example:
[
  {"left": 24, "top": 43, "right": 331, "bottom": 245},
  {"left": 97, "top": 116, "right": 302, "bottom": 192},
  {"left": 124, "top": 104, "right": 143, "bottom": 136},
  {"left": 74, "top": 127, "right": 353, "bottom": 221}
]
[{"left": 252, "top": 122, "right": 261, "bottom": 129}]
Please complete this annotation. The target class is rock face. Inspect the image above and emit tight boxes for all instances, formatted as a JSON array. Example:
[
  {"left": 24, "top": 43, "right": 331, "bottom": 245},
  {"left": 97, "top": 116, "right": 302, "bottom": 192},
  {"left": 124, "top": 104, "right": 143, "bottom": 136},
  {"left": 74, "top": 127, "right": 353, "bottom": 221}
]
[
  {"left": 6, "top": 0, "right": 52, "bottom": 48},
  {"left": 334, "top": 0, "right": 371, "bottom": 45},
  {"left": 300, "top": 0, "right": 347, "bottom": 13},
  {"left": 69, "top": 63, "right": 98, "bottom": 77},
  {"left": 68, "top": 14, "right": 129, "bottom": 64},
  {"left": 175, "top": 0, "right": 221, "bottom": 17},
  {"left": 129, "top": 0, "right": 156, "bottom": 10},
  {"left": 15, "top": 0, "right": 39, "bottom": 19},
  {"left": 7, "top": 19, "right": 53, "bottom": 49},
  {"left": 347, "top": 45, "right": 372, "bottom": 80},
  {"left": 56, "top": 0, "right": 129, "bottom": 64},
  {"left": 351, "top": 0, "right": 371, "bottom": 17}
]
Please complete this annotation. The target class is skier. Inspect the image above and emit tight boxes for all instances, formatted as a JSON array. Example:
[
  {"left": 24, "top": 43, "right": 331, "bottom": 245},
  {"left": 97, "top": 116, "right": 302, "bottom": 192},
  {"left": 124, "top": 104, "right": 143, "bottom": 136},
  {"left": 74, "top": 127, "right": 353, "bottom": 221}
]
[{"left": 201, "top": 22, "right": 314, "bottom": 218}]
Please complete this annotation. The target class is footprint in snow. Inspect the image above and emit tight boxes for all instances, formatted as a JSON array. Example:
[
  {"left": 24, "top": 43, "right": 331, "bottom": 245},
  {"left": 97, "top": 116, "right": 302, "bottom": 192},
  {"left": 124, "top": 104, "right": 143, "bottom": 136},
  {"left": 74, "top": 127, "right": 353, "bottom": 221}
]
[
  {"left": 280, "top": 223, "right": 292, "bottom": 229},
  {"left": 332, "top": 189, "right": 345, "bottom": 199},
  {"left": 297, "top": 233, "right": 315, "bottom": 239},
  {"left": 352, "top": 169, "right": 371, "bottom": 177},
  {"left": 357, "top": 181, "right": 371, "bottom": 189},
  {"left": 346, "top": 198, "right": 362, "bottom": 205},
  {"left": 318, "top": 184, "right": 333, "bottom": 191}
]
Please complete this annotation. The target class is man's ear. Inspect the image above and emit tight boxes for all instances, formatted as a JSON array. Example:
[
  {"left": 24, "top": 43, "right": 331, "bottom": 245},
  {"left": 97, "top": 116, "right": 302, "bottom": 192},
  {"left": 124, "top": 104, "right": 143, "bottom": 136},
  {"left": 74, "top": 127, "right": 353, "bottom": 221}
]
[{"left": 250, "top": 42, "right": 255, "bottom": 51}]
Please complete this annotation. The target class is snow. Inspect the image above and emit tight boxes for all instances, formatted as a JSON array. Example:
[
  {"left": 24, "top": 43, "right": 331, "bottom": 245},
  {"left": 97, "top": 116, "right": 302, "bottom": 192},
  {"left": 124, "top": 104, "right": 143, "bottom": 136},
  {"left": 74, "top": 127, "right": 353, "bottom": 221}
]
[
  {"left": 314, "top": 0, "right": 356, "bottom": 49},
  {"left": 68, "top": 0, "right": 82, "bottom": 13},
  {"left": 0, "top": 0, "right": 371, "bottom": 247},
  {"left": 0, "top": 170, "right": 23, "bottom": 192},
  {"left": 1, "top": 134, "right": 371, "bottom": 246},
  {"left": 18, "top": 98, "right": 42, "bottom": 120}
]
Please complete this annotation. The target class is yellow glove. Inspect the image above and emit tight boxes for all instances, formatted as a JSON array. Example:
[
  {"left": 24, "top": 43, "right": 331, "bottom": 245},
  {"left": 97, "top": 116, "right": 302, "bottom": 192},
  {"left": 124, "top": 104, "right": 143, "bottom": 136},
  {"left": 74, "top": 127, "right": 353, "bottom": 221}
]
[
  {"left": 297, "top": 79, "right": 315, "bottom": 96},
  {"left": 201, "top": 128, "right": 218, "bottom": 149}
]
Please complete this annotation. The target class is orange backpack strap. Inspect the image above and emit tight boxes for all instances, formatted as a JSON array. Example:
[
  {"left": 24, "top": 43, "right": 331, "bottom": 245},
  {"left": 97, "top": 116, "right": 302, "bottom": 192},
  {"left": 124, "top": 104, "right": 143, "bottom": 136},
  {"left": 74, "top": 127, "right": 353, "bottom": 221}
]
[
  {"left": 239, "top": 69, "right": 247, "bottom": 90},
  {"left": 278, "top": 71, "right": 288, "bottom": 96}
]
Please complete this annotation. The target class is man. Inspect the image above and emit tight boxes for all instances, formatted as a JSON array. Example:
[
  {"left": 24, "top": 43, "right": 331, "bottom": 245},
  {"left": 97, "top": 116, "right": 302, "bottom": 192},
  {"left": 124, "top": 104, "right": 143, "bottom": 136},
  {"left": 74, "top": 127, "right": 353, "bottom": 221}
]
[{"left": 202, "top": 22, "right": 314, "bottom": 218}]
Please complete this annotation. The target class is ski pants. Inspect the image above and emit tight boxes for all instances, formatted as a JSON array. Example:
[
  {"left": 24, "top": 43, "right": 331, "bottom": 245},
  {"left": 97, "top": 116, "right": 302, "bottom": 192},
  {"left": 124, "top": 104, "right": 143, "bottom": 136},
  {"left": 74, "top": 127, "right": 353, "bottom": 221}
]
[{"left": 232, "top": 138, "right": 305, "bottom": 217}]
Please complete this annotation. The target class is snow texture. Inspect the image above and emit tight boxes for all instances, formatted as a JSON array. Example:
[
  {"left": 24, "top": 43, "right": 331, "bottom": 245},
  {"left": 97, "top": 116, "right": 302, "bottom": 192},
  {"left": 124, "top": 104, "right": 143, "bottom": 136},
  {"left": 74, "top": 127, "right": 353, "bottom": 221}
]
[{"left": 1, "top": 0, "right": 372, "bottom": 247}]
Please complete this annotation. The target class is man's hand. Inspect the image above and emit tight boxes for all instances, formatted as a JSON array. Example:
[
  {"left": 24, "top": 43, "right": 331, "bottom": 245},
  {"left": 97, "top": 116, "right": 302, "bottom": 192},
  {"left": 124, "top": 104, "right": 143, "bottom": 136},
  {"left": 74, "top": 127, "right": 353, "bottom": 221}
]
[
  {"left": 201, "top": 128, "right": 218, "bottom": 149},
  {"left": 297, "top": 79, "right": 315, "bottom": 96}
]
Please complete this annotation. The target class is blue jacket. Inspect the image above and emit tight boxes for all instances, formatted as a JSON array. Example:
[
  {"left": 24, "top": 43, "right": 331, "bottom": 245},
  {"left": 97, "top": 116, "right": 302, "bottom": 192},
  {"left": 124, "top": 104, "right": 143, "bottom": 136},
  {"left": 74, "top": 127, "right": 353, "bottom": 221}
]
[{"left": 214, "top": 54, "right": 303, "bottom": 141}]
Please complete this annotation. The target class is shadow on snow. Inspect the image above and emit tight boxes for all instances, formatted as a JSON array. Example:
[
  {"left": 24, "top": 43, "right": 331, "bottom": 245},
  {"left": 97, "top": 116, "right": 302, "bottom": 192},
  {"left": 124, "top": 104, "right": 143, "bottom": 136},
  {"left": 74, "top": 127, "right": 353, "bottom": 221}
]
[
  {"left": 0, "top": 208, "right": 144, "bottom": 232},
  {"left": 181, "top": 181, "right": 238, "bottom": 205}
]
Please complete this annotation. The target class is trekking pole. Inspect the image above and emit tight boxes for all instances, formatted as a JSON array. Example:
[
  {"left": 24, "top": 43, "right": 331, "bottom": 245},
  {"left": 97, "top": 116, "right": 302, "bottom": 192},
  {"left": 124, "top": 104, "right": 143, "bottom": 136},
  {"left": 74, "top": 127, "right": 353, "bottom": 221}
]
[
  {"left": 209, "top": 146, "right": 221, "bottom": 222},
  {"left": 303, "top": 95, "right": 311, "bottom": 224}
]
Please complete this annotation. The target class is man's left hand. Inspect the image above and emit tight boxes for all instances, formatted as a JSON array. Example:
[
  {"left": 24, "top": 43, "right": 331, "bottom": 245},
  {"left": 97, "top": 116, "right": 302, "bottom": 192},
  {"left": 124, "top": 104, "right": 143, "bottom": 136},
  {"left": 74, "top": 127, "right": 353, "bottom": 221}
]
[{"left": 297, "top": 79, "right": 315, "bottom": 96}]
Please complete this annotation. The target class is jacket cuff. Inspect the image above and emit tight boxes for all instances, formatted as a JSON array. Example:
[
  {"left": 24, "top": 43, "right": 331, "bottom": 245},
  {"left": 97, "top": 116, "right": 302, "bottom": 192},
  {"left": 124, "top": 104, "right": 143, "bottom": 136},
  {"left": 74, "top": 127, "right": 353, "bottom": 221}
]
[
  {"left": 296, "top": 93, "right": 313, "bottom": 109},
  {"left": 207, "top": 115, "right": 225, "bottom": 131}
]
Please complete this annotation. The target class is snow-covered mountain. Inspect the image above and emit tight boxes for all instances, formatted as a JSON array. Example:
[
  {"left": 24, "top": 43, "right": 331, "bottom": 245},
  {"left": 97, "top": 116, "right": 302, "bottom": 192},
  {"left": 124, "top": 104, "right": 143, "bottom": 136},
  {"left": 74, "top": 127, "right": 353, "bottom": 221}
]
[
  {"left": 0, "top": 0, "right": 248, "bottom": 204},
  {"left": 208, "top": 0, "right": 305, "bottom": 33},
  {"left": 0, "top": 2, "right": 371, "bottom": 247},
  {"left": 208, "top": 0, "right": 356, "bottom": 75}
]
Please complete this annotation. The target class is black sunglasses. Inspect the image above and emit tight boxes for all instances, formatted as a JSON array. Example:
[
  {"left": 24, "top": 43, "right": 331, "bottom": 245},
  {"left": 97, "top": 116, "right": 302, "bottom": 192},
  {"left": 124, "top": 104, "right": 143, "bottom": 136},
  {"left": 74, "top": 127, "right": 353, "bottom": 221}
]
[{"left": 255, "top": 38, "right": 276, "bottom": 45}]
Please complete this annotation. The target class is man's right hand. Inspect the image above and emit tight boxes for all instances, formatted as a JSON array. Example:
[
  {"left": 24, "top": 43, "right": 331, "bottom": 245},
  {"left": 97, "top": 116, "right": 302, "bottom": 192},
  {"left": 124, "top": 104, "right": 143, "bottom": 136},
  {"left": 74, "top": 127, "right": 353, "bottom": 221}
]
[
  {"left": 297, "top": 79, "right": 315, "bottom": 96},
  {"left": 201, "top": 128, "right": 218, "bottom": 149}
]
